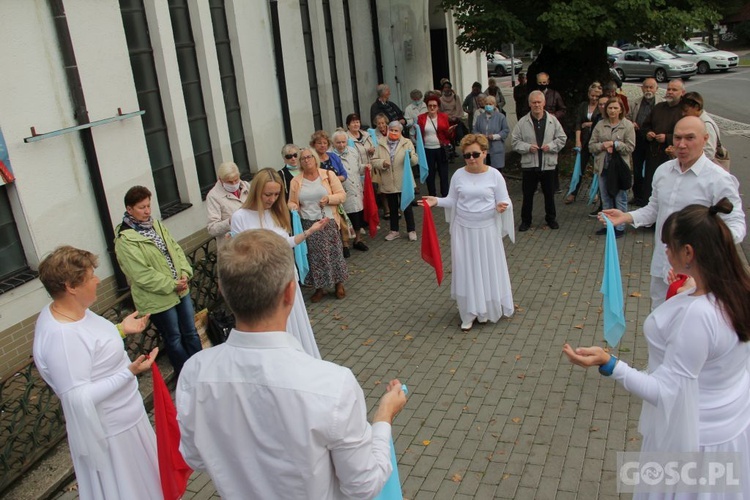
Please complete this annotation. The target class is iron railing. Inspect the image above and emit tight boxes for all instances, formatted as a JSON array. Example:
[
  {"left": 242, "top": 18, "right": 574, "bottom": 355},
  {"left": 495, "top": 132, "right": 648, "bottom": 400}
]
[{"left": 0, "top": 236, "right": 219, "bottom": 493}]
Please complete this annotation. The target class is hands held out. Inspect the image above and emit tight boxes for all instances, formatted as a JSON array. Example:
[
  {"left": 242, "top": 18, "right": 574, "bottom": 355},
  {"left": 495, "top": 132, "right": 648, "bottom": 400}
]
[
  {"left": 374, "top": 379, "right": 408, "bottom": 424},
  {"left": 129, "top": 347, "right": 159, "bottom": 376},
  {"left": 597, "top": 209, "right": 630, "bottom": 228},
  {"left": 310, "top": 218, "right": 330, "bottom": 232},
  {"left": 562, "top": 344, "right": 611, "bottom": 369},
  {"left": 418, "top": 196, "right": 438, "bottom": 208},
  {"left": 120, "top": 311, "right": 151, "bottom": 335}
]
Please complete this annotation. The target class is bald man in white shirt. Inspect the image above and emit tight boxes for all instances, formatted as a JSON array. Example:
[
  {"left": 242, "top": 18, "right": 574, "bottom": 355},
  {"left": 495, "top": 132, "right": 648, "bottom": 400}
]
[
  {"left": 177, "top": 229, "right": 406, "bottom": 499},
  {"left": 602, "top": 116, "right": 745, "bottom": 309}
]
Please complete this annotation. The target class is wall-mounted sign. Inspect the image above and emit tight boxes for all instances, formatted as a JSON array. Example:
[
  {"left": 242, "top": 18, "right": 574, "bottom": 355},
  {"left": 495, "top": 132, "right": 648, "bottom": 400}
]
[{"left": 0, "top": 127, "right": 14, "bottom": 185}]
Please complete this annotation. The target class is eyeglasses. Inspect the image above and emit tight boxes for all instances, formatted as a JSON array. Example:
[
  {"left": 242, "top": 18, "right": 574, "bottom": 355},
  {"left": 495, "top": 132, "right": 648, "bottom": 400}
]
[
  {"left": 300, "top": 155, "right": 315, "bottom": 161},
  {"left": 427, "top": 103, "right": 438, "bottom": 108},
  {"left": 463, "top": 152, "right": 482, "bottom": 159},
  {"left": 284, "top": 153, "right": 298, "bottom": 159}
]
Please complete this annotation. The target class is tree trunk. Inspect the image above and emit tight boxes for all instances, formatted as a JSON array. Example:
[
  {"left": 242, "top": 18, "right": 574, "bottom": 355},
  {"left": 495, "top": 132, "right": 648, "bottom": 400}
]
[{"left": 526, "top": 40, "right": 611, "bottom": 135}]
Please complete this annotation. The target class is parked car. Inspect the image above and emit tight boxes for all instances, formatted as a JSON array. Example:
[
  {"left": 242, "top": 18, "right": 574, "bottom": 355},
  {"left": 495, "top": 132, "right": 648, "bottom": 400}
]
[
  {"left": 607, "top": 46, "right": 623, "bottom": 64},
  {"left": 666, "top": 40, "right": 738, "bottom": 74},
  {"left": 486, "top": 52, "right": 523, "bottom": 76},
  {"left": 612, "top": 48, "right": 697, "bottom": 83}
]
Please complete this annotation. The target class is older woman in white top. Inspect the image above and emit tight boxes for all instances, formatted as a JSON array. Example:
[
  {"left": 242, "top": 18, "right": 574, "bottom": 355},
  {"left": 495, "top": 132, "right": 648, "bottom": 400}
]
[
  {"left": 205, "top": 162, "right": 250, "bottom": 246},
  {"left": 331, "top": 129, "right": 369, "bottom": 252},
  {"left": 33, "top": 246, "right": 161, "bottom": 500},
  {"left": 565, "top": 199, "right": 750, "bottom": 498},
  {"left": 421, "top": 134, "right": 515, "bottom": 332}
]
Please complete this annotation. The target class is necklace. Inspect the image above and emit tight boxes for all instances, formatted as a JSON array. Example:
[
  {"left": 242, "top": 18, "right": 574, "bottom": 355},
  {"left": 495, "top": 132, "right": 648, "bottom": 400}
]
[{"left": 51, "top": 304, "right": 83, "bottom": 322}]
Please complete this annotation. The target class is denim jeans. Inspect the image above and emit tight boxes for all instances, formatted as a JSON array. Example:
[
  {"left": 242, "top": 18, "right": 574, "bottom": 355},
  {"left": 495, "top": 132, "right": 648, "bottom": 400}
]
[
  {"left": 599, "top": 172, "right": 628, "bottom": 231},
  {"left": 150, "top": 295, "right": 202, "bottom": 375}
]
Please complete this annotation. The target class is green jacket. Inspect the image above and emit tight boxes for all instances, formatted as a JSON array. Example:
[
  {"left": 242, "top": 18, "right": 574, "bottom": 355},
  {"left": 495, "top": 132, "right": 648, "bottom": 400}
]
[{"left": 114, "top": 220, "right": 193, "bottom": 315}]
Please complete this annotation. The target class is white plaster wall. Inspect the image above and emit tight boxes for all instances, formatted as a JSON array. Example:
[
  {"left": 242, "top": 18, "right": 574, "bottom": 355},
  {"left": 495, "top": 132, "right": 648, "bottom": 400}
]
[
  {"left": 226, "top": 0, "right": 286, "bottom": 169},
  {"left": 348, "top": 0, "right": 378, "bottom": 119},
  {"left": 307, "top": 0, "right": 337, "bottom": 132},
  {"left": 329, "top": 0, "right": 354, "bottom": 124}
]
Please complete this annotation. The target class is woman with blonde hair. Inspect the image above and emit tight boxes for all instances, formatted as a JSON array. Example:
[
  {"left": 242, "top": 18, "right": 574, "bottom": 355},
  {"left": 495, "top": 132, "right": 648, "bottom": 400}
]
[
  {"left": 231, "top": 168, "right": 327, "bottom": 357},
  {"left": 288, "top": 148, "right": 349, "bottom": 302},
  {"left": 421, "top": 134, "right": 514, "bottom": 331}
]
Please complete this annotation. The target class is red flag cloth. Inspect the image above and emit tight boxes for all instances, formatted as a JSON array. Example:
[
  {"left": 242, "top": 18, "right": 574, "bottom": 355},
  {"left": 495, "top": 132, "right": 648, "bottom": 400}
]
[
  {"left": 363, "top": 168, "right": 380, "bottom": 239},
  {"left": 666, "top": 273, "right": 689, "bottom": 300},
  {"left": 421, "top": 203, "right": 443, "bottom": 285},
  {"left": 152, "top": 363, "right": 192, "bottom": 500}
]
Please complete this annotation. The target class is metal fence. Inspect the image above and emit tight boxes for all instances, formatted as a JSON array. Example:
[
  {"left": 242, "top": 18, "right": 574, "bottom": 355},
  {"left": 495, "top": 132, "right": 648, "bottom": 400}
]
[{"left": 0, "top": 236, "right": 219, "bottom": 493}]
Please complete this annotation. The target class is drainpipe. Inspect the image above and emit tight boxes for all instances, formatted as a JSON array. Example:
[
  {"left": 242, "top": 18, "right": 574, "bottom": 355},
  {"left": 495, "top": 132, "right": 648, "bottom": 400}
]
[{"left": 48, "top": 0, "right": 129, "bottom": 292}]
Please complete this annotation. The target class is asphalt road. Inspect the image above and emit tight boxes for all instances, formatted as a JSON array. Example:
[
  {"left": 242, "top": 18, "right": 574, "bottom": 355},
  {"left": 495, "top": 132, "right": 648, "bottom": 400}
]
[{"left": 659, "top": 67, "right": 750, "bottom": 125}]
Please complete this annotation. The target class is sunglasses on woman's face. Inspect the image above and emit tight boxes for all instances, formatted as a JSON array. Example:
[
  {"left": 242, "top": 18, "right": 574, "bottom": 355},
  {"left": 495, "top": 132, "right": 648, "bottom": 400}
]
[
  {"left": 284, "top": 153, "right": 298, "bottom": 159},
  {"left": 463, "top": 152, "right": 481, "bottom": 159}
]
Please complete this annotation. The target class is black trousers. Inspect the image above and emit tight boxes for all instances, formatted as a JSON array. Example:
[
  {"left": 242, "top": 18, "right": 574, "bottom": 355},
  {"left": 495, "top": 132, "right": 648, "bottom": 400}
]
[
  {"left": 425, "top": 147, "right": 450, "bottom": 197},
  {"left": 643, "top": 145, "right": 669, "bottom": 202},
  {"left": 386, "top": 193, "right": 415, "bottom": 232},
  {"left": 521, "top": 169, "right": 557, "bottom": 225},
  {"left": 631, "top": 136, "right": 648, "bottom": 204},
  {"left": 346, "top": 210, "right": 364, "bottom": 232}
]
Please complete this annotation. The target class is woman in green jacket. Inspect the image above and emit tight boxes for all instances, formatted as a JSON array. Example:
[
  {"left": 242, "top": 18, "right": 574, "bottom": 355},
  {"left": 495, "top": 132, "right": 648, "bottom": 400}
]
[{"left": 115, "top": 186, "right": 201, "bottom": 374}]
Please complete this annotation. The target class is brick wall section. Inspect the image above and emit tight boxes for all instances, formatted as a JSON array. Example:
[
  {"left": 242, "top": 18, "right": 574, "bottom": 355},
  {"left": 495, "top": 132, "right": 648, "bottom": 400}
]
[{"left": 0, "top": 228, "right": 210, "bottom": 376}]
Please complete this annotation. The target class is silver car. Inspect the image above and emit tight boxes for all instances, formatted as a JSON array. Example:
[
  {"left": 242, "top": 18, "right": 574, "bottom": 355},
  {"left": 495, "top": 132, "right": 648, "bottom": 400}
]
[
  {"left": 486, "top": 52, "right": 523, "bottom": 77},
  {"left": 613, "top": 49, "right": 697, "bottom": 83}
]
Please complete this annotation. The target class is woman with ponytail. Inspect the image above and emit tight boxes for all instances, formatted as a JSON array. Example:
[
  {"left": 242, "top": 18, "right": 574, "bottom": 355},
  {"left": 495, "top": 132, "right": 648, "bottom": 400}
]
[{"left": 564, "top": 198, "right": 750, "bottom": 497}]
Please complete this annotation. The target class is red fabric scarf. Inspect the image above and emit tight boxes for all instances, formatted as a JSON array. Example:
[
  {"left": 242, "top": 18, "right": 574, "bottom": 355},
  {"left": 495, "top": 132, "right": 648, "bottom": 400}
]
[
  {"left": 421, "top": 203, "right": 443, "bottom": 285},
  {"left": 363, "top": 169, "right": 380, "bottom": 238}
]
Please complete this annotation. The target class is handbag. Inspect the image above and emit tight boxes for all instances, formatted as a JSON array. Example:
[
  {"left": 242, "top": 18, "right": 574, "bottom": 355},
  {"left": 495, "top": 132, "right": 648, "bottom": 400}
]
[
  {"left": 605, "top": 150, "right": 632, "bottom": 198},
  {"left": 714, "top": 139, "right": 730, "bottom": 171},
  {"left": 207, "top": 307, "right": 235, "bottom": 345}
]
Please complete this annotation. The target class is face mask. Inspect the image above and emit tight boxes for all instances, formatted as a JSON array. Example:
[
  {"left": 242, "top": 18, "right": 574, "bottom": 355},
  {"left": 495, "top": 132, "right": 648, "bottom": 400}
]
[
  {"left": 388, "top": 131, "right": 400, "bottom": 141},
  {"left": 223, "top": 182, "right": 240, "bottom": 193},
  {"left": 538, "top": 84, "right": 548, "bottom": 90},
  {"left": 413, "top": 100, "right": 422, "bottom": 107},
  {"left": 286, "top": 163, "right": 298, "bottom": 170},
  {"left": 485, "top": 105, "right": 494, "bottom": 113},
  {"left": 643, "top": 91, "right": 655, "bottom": 99}
]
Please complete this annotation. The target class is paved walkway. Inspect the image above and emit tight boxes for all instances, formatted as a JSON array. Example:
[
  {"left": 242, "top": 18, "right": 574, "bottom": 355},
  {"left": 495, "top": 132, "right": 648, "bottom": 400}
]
[{"left": 176, "top": 169, "right": 654, "bottom": 500}]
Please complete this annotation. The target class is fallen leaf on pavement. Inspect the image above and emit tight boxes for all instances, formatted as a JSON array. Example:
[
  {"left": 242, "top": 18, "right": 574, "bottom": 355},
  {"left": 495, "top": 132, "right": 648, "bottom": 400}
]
[
  {"left": 422, "top": 440, "right": 431, "bottom": 446},
  {"left": 511, "top": 417, "right": 522, "bottom": 423},
  {"left": 404, "top": 335, "right": 414, "bottom": 340},
  {"left": 362, "top": 338, "right": 374, "bottom": 346},
  {"left": 517, "top": 374, "right": 526, "bottom": 380},
  {"left": 340, "top": 325, "right": 348, "bottom": 330},
  {"left": 515, "top": 355, "right": 521, "bottom": 360},
  {"left": 630, "top": 292, "right": 642, "bottom": 297},
  {"left": 451, "top": 473, "right": 462, "bottom": 483},
  {"left": 574, "top": 324, "right": 584, "bottom": 329}
]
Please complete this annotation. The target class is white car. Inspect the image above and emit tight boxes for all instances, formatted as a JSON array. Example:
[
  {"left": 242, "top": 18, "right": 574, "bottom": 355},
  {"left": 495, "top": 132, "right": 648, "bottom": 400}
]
[
  {"left": 668, "top": 40, "right": 738, "bottom": 74},
  {"left": 486, "top": 52, "right": 523, "bottom": 77}
]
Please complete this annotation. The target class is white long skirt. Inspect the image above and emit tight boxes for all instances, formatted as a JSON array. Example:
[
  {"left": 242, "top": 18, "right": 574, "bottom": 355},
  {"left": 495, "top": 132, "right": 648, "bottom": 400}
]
[
  {"left": 73, "top": 414, "right": 161, "bottom": 500},
  {"left": 288, "top": 269, "right": 321, "bottom": 359},
  {"left": 450, "top": 212, "right": 514, "bottom": 325}
]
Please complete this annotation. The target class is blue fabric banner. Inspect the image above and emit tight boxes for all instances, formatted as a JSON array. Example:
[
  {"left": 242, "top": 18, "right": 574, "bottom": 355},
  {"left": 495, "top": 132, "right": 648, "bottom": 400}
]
[
  {"left": 368, "top": 128, "right": 379, "bottom": 146},
  {"left": 400, "top": 152, "right": 415, "bottom": 211},
  {"left": 291, "top": 210, "right": 309, "bottom": 284},
  {"left": 600, "top": 215, "right": 626, "bottom": 347},
  {"left": 566, "top": 151, "right": 582, "bottom": 196},
  {"left": 588, "top": 174, "right": 599, "bottom": 205},
  {"left": 415, "top": 126, "right": 429, "bottom": 183}
]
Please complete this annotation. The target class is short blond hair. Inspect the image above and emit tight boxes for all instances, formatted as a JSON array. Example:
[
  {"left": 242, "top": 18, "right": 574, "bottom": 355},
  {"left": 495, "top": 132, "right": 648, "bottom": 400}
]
[
  {"left": 460, "top": 134, "right": 489, "bottom": 152},
  {"left": 217, "top": 162, "right": 240, "bottom": 182},
  {"left": 38, "top": 246, "right": 99, "bottom": 298}
]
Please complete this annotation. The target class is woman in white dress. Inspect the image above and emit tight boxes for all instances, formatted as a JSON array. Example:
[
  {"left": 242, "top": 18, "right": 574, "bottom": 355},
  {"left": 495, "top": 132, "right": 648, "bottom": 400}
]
[
  {"left": 230, "top": 168, "right": 327, "bottom": 358},
  {"left": 564, "top": 198, "right": 750, "bottom": 498},
  {"left": 421, "top": 134, "right": 515, "bottom": 331},
  {"left": 33, "top": 246, "right": 161, "bottom": 500}
]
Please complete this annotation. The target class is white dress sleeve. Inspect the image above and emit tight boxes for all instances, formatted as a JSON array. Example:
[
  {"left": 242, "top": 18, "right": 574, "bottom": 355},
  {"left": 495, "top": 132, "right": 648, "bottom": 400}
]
[{"left": 611, "top": 301, "right": 713, "bottom": 451}]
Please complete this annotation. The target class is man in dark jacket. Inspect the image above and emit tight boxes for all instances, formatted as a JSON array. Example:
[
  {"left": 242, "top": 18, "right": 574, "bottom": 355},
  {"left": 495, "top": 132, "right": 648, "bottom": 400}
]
[{"left": 369, "top": 84, "right": 405, "bottom": 129}]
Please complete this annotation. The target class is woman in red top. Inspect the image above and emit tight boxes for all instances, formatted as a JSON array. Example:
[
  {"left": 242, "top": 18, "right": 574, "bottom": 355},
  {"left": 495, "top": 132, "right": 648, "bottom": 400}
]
[{"left": 417, "top": 95, "right": 456, "bottom": 197}]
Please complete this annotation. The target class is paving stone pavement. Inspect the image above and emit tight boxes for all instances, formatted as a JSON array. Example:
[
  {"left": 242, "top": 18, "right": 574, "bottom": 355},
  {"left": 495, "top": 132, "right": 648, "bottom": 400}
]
[{"left": 177, "top": 167, "right": 656, "bottom": 500}]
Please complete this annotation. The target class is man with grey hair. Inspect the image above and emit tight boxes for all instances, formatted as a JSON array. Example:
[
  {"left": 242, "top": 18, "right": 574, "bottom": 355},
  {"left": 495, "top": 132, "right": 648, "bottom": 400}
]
[
  {"left": 602, "top": 116, "right": 745, "bottom": 309},
  {"left": 641, "top": 78, "right": 686, "bottom": 202},
  {"left": 177, "top": 229, "right": 407, "bottom": 499},
  {"left": 628, "top": 78, "right": 662, "bottom": 206},
  {"left": 511, "top": 90, "right": 567, "bottom": 232},
  {"left": 369, "top": 83, "right": 405, "bottom": 129}
]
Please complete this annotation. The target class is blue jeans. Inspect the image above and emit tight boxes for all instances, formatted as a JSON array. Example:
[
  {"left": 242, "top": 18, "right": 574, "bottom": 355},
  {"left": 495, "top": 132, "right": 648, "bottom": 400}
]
[
  {"left": 599, "top": 172, "right": 628, "bottom": 231},
  {"left": 150, "top": 295, "right": 202, "bottom": 375}
]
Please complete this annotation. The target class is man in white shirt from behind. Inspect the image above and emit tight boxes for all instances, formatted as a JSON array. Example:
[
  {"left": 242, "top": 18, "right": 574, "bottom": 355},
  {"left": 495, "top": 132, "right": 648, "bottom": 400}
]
[
  {"left": 176, "top": 229, "right": 407, "bottom": 499},
  {"left": 602, "top": 115, "right": 745, "bottom": 310}
]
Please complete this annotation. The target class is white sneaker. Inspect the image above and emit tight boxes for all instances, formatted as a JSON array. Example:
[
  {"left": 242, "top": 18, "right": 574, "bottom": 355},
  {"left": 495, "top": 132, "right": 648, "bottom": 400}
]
[
  {"left": 408, "top": 231, "right": 417, "bottom": 241},
  {"left": 359, "top": 228, "right": 366, "bottom": 235},
  {"left": 461, "top": 320, "right": 474, "bottom": 331},
  {"left": 385, "top": 231, "right": 400, "bottom": 241}
]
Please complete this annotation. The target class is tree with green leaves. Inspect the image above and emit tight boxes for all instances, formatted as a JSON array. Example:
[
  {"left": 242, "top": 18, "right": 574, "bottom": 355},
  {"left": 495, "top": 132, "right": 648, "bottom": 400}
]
[{"left": 441, "top": 0, "right": 721, "bottom": 127}]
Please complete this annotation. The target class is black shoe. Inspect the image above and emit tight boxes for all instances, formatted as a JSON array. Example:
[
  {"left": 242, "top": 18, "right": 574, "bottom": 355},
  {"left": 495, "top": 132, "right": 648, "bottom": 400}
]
[
  {"left": 343, "top": 247, "right": 351, "bottom": 258},
  {"left": 615, "top": 229, "right": 625, "bottom": 239},
  {"left": 519, "top": 223, "right": 531, "bottom": 232},
  {"left": 588, "top": 209, "right": 601, "bottom": 218},
  {"left": 353, "top": 241, "right": 369, "bottom": 251},
  {"left": 547, "top": 221, "right": 559, "bottom": 230},
  {"left": 595, "top": 227, "right": 607, "bottom": 236}
]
